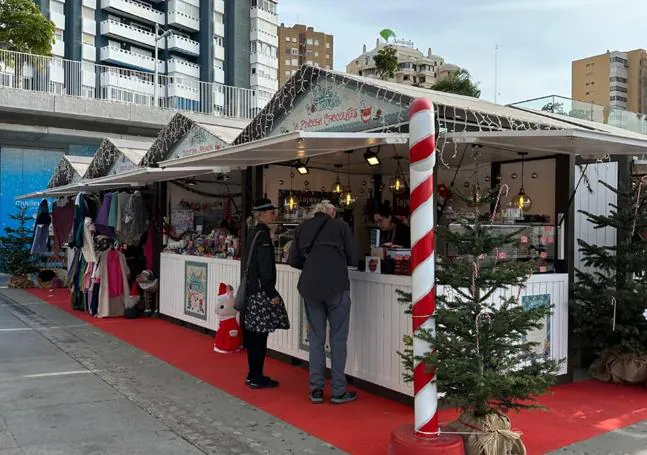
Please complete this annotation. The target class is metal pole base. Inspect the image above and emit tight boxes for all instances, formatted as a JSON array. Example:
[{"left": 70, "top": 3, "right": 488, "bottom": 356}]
[{"left": 387, "top": 424, "right": 463, "bottom": 455}]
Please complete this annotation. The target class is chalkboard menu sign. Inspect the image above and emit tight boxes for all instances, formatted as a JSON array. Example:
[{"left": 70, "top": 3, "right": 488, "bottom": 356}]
[
  {"left": 393, "top": 191, "right": 410, "bottom": 216},
  {"left": 278, "top": 189, "right": 341, "bottom": 209}
]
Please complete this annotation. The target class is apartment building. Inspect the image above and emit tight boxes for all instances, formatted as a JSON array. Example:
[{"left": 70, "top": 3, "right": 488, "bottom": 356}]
[
  {"left": 278, "top": 23, "right": 333, "bottom": 85},
  {"left": 572, "top": 49, "right": 647, "bottom": 113},
  {"left": 346, "top": 39, "right": 458, "bottom": 89},
  {"left": 34, "top": 0, "right": 278, "bottom": 112}
]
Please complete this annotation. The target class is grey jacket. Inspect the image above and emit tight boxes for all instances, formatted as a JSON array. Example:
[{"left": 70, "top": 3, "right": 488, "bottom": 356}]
[{"left": 288, "top": 213, "right": 358, "bottom": 302}]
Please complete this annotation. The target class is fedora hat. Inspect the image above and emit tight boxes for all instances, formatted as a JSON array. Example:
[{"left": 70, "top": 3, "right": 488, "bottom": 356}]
[{"left": 252, "top": 198, "right": 277, "bottom": 212}]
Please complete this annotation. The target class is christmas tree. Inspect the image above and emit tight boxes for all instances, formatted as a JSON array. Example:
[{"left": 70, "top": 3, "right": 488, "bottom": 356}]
[
  {"left": 399, "top": 180, "right": 560, "bottom": 424},
  {"left": 572, "top": 179, "right": 647, "bottom": 371},
  {"left": 0, "top": 207, "right": 39, "bottom": 278}
]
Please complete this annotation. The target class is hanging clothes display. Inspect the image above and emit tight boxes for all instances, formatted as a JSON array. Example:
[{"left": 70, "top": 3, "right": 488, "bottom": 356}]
[
  {"left": 115, "top": 191, "right": 130, "bottom": 242},
  {"left": 95, "top": 193, "right": 115, "bottom": 238},
  {"left": 31, "top": 199, "right": 51, "bottom": 255},
  {"left": 96, "top": 247, "right": 129, "bottom": 318},
  {"left": 108, "top": 191, "right": 119, "bottom": 230},
  {"left": 121, "top": 191, "right": 148, "bottom": 246},
  {"left": 51, "top": 197, "right": 74, "bottom": 252},
  {"left": 72, "top": 193, "right": 86, "bottom": 248},
  {"left": 68, "top": 249, "right": 88, "bottom": 311},
  {"left": 80, "top": 217, "right": 97, "bottom": 264},
  {"left": 143, "top": 225, "right": 155, "bottom": 271}
]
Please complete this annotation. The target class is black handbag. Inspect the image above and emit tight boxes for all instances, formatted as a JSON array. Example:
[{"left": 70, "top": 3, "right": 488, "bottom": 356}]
[
  {"left": 291, "top": 218, "right": 328, "bottom": 270},
  {"left": 234, "top": 230, "right": 262, "bottom": 311}
]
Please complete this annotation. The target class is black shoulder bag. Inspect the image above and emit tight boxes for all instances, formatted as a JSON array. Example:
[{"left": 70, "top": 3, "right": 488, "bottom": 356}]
[
  {"left": 234, "top": 230, "right": 262, "bottom": 311},
  {"left": 291, "top": 218, "right": 329, "bottom": 270}
]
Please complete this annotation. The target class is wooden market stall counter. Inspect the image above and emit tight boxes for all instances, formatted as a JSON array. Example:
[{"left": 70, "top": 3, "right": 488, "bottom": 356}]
[{"left": 159, "top": 253, "right": 568, "bottom": 396}]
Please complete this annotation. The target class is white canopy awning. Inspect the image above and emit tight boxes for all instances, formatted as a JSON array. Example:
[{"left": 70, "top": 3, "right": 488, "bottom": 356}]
[
  {"left": 159, "top": 131, "right": 409, "bottom": 169},
  {"left": 445, "top": 128, "right": 647, "bottom": 157},
  {"left": 86, "top": 166, "right": 226, "bottom": 187},
  {"left": 15, "top": 166, "right": 221, "bottom": 200}
]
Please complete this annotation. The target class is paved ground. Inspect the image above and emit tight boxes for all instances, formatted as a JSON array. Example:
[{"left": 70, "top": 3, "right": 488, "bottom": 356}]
[
  {"left": 0, "top": 289, "right": 342, "bottom": 455},
  {"left": 2, "top": 287, "right": 647, "bottom": 454}
]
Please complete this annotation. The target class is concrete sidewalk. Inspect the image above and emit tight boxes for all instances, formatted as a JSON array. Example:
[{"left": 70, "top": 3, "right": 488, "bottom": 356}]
[{"left": 0, "top": 289, "right": 343, "bottom": 455}]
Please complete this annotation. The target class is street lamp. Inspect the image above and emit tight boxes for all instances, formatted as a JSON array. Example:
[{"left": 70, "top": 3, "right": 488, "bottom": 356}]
[{"left": 153, "top": 24, "right": 172, "bottom": 108}]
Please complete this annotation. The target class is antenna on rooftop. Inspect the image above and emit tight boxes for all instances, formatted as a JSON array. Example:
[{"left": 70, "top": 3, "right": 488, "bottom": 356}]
[{"left": 494, "top": 44, "right": 499, "bottom": 104}]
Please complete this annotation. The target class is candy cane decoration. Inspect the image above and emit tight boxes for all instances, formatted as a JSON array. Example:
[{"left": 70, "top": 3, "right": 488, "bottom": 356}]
[{"left": 409, "top": 98, "right": 438, "bottom": 439}]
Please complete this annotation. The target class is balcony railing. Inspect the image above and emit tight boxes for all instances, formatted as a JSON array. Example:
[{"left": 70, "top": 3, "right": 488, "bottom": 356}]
[
  {"left": 100, "top": 20, "right": 156, "bottom": 48},
  {"left": 0, "top": 49, "right": 270, "bottom": 120},
  {"left": 101, "top": 0, "right": 164, "bottom": 24},
  {"left": 509, "top": 95, "right": 647, "bottom": 136}
]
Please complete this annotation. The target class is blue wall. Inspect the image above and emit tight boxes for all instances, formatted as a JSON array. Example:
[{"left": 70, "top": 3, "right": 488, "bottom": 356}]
[{"left": 0, "top": 147, "right": 64, "bottom": 231}]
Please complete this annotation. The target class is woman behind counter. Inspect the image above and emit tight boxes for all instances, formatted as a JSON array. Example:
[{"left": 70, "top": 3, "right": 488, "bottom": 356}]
[
  {"left": 242, "top": 199, "right": 290, "bottom": 389},
  {"left": 373, "top": 202, "right": 411, "bottom": 248}
]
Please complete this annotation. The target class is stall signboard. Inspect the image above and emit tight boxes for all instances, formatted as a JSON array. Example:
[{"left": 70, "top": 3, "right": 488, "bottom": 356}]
[
  {"left": 168, "top": 125, "right": 227, "bottom": 160},
  {"left": 299, "top": 299, "right": 331, "bottom": 357},
  {"left": 184, "top": 261, "right": 208, "bottom": 320},
  {"left": 272, "top": 81, "right": 408, "bottom": 135},
  {"left": 521, "top": 294, "right": 551, "bottom": 360},
  {"left": 107, "top": 154, "right": 137, "bottom": 176}
]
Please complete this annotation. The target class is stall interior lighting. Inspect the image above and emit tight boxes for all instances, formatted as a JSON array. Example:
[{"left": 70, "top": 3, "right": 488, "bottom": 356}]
[
  {"left": 389, "top": 156, "right": 406, "bottom": 194},
  {"left": 512, "top": 152, "right": 532, "bottom": 211},
  {"left": 295, "top": 160, "right": 309, "bottom": 175},
  {"left": 333, "top": 164, "right": 343, "bottom": 193},
  {"left": 186, "top": 179, "right": 196, "bottom": 187},
  {"left": 364, "top": 148, "right": 380, "bottom": 166},
  {"left": 340, "top": 151, "right": 356, "bottom": 208}
]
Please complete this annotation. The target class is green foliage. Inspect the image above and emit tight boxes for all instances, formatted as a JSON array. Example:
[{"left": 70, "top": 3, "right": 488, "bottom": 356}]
[
  {"left": 431, "top": 69, "right": 481, "bottom": 98},
  {"left": 0, "top": 206, "right": 39, "bottom": 277},
  {"left": 0, "top": 0, "right": 55, "bottom": 55},
  {"left": 373, "top": 45, "right": 398, "bottom": 80},
  {"left": 398, "top": 180, "right": 559, "bottom": 417},
  {"left": 572, "top": 179, "right": 647, "bottom": 355},
  {"left": 540, "top": 101, "right": 566, "bottom": 115}
]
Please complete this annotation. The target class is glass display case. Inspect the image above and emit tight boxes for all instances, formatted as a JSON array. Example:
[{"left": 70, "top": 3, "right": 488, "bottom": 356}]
[{"left": 444, "top": 223, "right": 556, "bottom": 273}]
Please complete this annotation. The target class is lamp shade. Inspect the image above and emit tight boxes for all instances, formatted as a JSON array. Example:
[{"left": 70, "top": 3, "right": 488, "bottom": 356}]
[{"left": 513, "top": 188, "right": 532, "bottom": 211}]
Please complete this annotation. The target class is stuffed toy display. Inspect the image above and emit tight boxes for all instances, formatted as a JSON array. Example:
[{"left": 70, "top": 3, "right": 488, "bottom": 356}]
[{"left": 213, "top": 283, "right": 242, "bottom": 353}]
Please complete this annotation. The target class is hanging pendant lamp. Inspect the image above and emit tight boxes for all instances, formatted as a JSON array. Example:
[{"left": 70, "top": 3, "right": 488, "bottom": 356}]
[
  {"left": 512, "top": 152, "right": 532, "bottom": 211},
  {"left": 389, "top": 156, "right": 406, "bottom": 194},
  {"left": 340, "top": 151, "right": 356, "bottom": 208},
  {"left": 284, "top": 172, "right": 298, "bottom": 213},
  {"left": 332, "top": 164, "right": 343, "bottom": 194}
]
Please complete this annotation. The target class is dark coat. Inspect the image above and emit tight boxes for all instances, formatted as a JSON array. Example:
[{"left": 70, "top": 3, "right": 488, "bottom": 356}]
[
  {"left": 244, "top": 223, "right": 279, "bottom": 300},
  {"left": 288, "top": 212, "right": 358, "bottom": 302}
]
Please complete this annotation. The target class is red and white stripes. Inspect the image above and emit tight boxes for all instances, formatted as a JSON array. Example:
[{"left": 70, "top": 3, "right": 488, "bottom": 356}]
[{"left": 408, "top": 97, "right": 438, "bottom": 438}]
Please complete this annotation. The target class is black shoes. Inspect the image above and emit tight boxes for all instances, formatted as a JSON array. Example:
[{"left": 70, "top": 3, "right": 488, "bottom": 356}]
[
  {"left": 331, "top": 391, "right": 358, "bottom": 404},
  {"left": 247, "top": 376, "right": 279, "bottom": 389},
  {"left": 309, "top": 389, "right": 324, "bottom": 404}
]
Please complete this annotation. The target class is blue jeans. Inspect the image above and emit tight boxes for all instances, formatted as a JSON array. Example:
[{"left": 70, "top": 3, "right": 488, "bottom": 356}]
[{"left": 304, "top": 291, "right": 351, "bottom": 396}]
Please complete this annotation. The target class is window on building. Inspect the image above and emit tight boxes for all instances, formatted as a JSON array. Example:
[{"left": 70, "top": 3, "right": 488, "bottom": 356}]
[
  {"left": 611, "top": 86, "right": 628, "bottom": 93},
  {"left": 82, "top": 33, "right": 94, "bottom": 45},
  {"left": 285, "top": 36, "right": 290, "bottom": 41},
  {"left": 54, "top": 29, "right": 64, "bottom": 41},
  {"left": 290, "top": 48, "right": 298, "bottom": 56},
  {"left": 285, "top": 70, "right": 291, "bottom": 76},
  {"left": 326, "top": 42, "right": 330, "bottom": 49},
  {"left": 251, "top": 67, "right": 257, "bottom": 74},
  {"left": 314, "top": 39, "right": 319, "bottom": 46},
  {"left": 306, "top": 60, "right": 313, "bottom": 65},
  {"left": 314, "top": 51, "right": 319, "bottom": 57},
  {"left": 292, "top": 37, "right": 297, "bottom": 42},
  {"left": 611, "top": 76, "right": 628, "bottom": 83},
  {"left": 327, "top": 54, "right": 331, "bottom": 60},
  {"left": 306, "top": 38, "right": 313, "bottom": 45}
]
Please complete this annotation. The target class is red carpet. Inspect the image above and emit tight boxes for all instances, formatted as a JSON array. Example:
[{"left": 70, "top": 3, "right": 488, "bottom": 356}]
[{"left": 27, "top": 288, "right": 647, "bottom": 454}]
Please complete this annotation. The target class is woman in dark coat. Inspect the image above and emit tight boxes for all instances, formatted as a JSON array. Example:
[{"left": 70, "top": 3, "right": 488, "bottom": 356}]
[{"left": 242, "top": 199, "right": 290, "bottom": 389}]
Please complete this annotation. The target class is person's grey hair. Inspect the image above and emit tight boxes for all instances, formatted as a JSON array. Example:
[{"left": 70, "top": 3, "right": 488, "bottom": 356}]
[{"left": 311, "top": 200, "right": 336, "bottom": 217}]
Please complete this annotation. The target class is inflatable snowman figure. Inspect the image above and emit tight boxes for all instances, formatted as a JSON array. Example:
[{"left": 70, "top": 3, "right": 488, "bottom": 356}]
[{"left": 213, "top": 283, "right": 243, "bottom": 353}]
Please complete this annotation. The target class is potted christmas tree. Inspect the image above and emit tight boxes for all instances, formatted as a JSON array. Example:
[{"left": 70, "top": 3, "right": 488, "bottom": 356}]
[
  {"left": 573, "top": 179, "right": 647, "bottom": 384},
  {"left": 0, "top": 207, "right": 39, "bottom": 288},
  {"left": 399, "top": 181, "right": 560, "bottom": 454}
]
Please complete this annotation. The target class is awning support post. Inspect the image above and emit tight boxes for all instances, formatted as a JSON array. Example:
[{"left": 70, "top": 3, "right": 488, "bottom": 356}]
[{"left": 388, "top": 99, "right": 463, "bottom": 453}]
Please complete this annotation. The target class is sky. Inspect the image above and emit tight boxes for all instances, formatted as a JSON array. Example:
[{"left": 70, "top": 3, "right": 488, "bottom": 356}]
[{"left": 277, "top": 0, "right": 647, "bottom": 105}]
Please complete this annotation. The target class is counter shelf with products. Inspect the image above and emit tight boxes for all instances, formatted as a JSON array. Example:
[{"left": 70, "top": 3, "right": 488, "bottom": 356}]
[{"left": 444, "top": 223, "right": 556, "bottom": 274}]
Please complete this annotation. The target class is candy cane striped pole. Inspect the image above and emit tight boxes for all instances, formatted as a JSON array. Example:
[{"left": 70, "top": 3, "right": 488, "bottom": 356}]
[{"left": 408, "top": 97, "right": 438, "bottom": 439}]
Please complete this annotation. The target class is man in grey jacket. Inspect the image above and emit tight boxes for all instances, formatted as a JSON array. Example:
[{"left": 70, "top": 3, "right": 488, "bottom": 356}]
[{"left": 288, "top": 200, "right": 358, "bottom": 404}]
